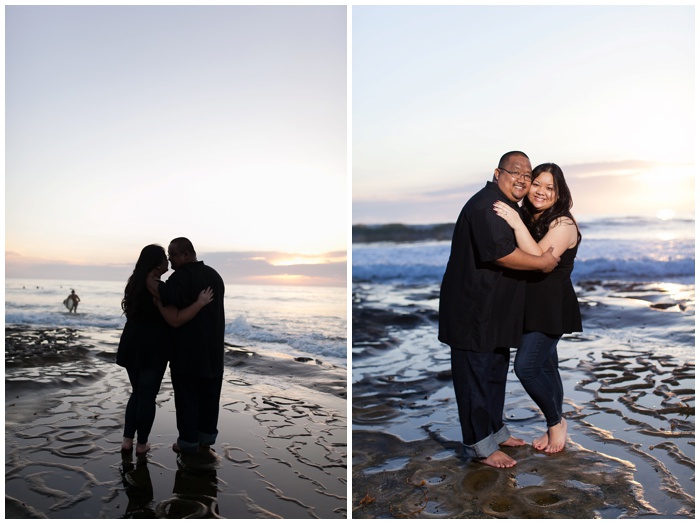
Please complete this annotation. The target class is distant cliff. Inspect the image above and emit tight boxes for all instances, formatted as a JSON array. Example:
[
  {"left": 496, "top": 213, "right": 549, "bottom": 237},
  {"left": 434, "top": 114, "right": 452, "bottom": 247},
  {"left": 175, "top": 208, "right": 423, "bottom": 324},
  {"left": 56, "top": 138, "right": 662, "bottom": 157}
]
[{"left": 352, "top": 223, "right": 454, "bottom": 243}]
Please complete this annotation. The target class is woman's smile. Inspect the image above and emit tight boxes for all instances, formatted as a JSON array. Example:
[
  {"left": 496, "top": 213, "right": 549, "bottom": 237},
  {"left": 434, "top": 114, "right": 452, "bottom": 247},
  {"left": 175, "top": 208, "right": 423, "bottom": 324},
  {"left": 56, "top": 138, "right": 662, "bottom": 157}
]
[{"left": 528, "top": 172, "right": 556, "bottom": 213}]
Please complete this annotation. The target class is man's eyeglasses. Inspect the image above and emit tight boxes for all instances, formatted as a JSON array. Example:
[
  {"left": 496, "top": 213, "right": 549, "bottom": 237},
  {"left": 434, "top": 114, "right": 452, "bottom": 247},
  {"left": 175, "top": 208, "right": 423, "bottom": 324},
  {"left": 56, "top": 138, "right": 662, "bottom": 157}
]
[
  {"left": 167, "top": 252, "right": 183, "bottom": 259},
  {"left": 498, "top": 167, "right": 533, "bottom": 182}
]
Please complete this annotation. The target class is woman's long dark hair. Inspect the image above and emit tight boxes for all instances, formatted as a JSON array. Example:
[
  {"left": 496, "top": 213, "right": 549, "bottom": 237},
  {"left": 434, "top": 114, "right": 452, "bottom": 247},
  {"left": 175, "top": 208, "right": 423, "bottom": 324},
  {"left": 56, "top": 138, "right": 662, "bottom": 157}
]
[
  {"left": 121, "top": 244, "right": 166, "bottom": 318},
  {"left": 522, "top": 163, "right": 581, "bottom": 244}
]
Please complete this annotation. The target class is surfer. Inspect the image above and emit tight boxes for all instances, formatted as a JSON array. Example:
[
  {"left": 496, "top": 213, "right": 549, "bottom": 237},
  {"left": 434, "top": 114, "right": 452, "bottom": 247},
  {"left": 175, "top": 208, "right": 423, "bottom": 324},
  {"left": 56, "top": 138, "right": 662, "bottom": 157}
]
[{"left": 65, "top": 289, "right": 81, "bottom": 313}]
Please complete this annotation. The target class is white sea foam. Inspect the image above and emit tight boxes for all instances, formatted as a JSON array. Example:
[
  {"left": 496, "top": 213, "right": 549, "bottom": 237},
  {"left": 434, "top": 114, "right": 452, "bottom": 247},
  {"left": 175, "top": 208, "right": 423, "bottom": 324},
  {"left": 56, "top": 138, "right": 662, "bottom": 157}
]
[
  {"left": 352, "top": 217, "right": 695, "bottom": 286},
  {"left": 5, "top": 279, "right": 347, "bottom": 368}
]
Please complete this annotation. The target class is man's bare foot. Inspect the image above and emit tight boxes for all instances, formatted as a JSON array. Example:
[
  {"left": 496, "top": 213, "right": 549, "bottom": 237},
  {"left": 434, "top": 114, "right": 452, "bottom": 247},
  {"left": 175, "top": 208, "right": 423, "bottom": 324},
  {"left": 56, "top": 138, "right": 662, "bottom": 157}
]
[
  {"left": 532, "top": 431, "right": 549, "bottom": 450},
  {"left": 121, "top": 437, "right": 133, "bottom": 451},
  {"left": 135, "top": 442, "right": 150, "bottom": 455},
  {"left": 501, "top": 436, "right": 526, "bottom": 447},
  {"left": 478, "top": 450, "right": 517, "bottom": 468},
  {"left": 544, "top": 418, "right": 568, "bottom": 454}
]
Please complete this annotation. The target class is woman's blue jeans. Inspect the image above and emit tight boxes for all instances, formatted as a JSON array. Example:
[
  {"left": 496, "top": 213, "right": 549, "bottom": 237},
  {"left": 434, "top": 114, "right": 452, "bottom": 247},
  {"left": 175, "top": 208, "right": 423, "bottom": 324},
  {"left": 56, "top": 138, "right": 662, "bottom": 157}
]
[
  {"left": 513, "top": 331, "right": 563, "bottom": 427},
  {"left": 124, "top": 363, "right": 167, "bottom": 444}
]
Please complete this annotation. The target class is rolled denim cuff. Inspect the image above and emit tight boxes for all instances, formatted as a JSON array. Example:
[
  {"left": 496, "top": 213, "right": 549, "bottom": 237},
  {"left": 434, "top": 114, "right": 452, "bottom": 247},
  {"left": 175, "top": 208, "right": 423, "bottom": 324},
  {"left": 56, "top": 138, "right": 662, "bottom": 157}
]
[
  {"left": 176, "top": 437, "right": 200, "bottom": 455},
  {"left": 462, "top": 425, "right": 511, "bottom": 459},
  {"left": 199, "top": 431, "right": 218, "bottom": 447}
]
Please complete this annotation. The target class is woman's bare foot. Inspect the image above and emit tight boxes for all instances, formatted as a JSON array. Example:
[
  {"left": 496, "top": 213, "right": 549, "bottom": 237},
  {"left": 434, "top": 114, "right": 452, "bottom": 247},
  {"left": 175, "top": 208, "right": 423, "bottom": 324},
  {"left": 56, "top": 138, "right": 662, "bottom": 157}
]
[
  {"left": 501, "top": 436, "right": 526, "bottom": 447},
  {"left": 532, "top": 431, "right": 549, "bottom": 450},
  {"left": 121, "top": 437, "right": 134, "bottom": 451},
  {"left": 478, "top": 450, "right": 517, "bottom": 468},
  {"left": 135, "top": 442, "right": 150, "bottom": 455},
  {"left": 544, "top": 418, "right": 568, "bottom": 454}
]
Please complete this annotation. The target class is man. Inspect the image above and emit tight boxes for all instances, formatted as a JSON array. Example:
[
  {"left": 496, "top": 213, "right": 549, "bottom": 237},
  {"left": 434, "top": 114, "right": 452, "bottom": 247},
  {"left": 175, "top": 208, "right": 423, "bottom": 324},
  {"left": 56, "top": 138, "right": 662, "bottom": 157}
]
[
  {"left": 147, "top": 237, "right": 226, "bottom": 455},
  {"left": 438, "top": 151, "right": 559, "bottom": 468}
]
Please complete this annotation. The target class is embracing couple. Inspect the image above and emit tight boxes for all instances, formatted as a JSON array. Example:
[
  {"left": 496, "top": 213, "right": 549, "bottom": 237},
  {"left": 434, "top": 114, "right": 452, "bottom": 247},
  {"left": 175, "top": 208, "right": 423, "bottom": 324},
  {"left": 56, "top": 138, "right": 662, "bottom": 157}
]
[
  {"left": 439, "top": 151, "right": 582, "bottom": 468},
  {"left": 116, "top": 237, "right": 225, "bottom": 457}
]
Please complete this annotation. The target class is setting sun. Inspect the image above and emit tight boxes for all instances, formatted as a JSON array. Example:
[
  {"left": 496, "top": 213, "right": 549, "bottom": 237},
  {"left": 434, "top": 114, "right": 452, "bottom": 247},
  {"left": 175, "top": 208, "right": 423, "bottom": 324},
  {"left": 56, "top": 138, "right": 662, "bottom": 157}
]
[{"left": 656, "top": 209, "right": 676, "bottom": 221}]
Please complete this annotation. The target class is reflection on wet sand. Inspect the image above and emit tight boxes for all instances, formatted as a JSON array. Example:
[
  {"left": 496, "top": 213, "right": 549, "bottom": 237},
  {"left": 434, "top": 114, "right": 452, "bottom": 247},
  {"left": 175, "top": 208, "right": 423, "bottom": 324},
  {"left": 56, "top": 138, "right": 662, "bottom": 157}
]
[
  {"left": 5, "top": 326, "right": 347, "bottom": 519},
  {"left": 119, "top": 447, "right": 221, "bottom": 518},
  {"left": 352, "top": 280, "right": 694, "bottom": 518}
]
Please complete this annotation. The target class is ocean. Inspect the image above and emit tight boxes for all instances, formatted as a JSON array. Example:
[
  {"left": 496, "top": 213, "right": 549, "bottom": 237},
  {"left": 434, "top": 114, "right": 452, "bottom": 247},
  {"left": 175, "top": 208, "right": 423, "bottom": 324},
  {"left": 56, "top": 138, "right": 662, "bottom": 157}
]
[
  {"left": 353, "top": 215, "right": 695, "bottom": 287},
  {"left": 351, "top": 215, "right": 694, "bottom": 517},
  {"left": 5, "top": 279, "right": 347, "bottom": 369},
  {"left": 5, "top": 278, "right": 348, "bottom": 519}
]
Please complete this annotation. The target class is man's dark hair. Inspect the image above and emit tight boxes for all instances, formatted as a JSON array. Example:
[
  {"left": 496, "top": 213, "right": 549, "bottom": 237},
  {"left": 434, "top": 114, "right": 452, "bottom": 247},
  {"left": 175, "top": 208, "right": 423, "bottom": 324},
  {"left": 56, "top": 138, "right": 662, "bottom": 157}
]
[
  {"left": 498, "top": 151, "right": 529, "bottom": 168},
  {"left": 170, "top": 237, "right": 196, "bottom": 256}
]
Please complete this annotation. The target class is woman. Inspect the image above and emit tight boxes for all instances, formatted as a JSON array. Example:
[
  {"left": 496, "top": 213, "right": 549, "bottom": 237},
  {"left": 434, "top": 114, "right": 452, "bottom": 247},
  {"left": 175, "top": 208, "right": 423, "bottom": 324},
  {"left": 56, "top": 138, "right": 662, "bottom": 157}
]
[
  {"left": 493, "top": 162, "right": 582, "bottom": 454},
  {"left": 117, "top": 244, "right": 213, "bottom": 455}
]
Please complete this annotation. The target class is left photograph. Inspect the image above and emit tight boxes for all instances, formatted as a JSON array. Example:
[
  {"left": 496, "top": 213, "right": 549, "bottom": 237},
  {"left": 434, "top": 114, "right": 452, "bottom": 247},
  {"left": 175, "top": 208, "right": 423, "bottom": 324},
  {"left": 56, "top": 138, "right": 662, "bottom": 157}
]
[{"left": 5, "top": 5, "right": 347, "bottom": 519}]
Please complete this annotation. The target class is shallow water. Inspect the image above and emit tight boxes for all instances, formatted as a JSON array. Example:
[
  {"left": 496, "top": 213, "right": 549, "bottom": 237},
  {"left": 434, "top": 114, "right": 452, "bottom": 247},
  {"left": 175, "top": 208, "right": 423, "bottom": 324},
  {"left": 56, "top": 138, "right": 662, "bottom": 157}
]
[
  {"left": 6, "top": 327, "right": 347, "bottom": 519},
  {"left": 351, "top": 280, "right": 695, "bottom": 518},
  {"left": 5, "top": 278, "right": 347, "bottom": 368}
]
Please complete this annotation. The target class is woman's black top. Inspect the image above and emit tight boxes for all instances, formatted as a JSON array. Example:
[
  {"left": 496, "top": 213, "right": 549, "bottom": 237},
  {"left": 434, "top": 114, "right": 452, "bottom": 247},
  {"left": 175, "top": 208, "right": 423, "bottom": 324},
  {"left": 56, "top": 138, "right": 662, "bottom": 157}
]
[
  {"left": 116, "top": 292, "right": 171, "bottom": 369},
  {"left": 524, "top": 243, "right": 582, "bottom": 335}
]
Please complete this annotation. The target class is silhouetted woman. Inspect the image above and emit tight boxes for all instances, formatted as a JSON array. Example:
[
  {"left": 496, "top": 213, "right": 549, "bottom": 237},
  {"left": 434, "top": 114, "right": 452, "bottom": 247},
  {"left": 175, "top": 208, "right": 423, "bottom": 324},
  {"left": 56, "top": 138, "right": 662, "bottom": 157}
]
[{"left": 117, "top": 244, "right": 213, "bottom": 455}]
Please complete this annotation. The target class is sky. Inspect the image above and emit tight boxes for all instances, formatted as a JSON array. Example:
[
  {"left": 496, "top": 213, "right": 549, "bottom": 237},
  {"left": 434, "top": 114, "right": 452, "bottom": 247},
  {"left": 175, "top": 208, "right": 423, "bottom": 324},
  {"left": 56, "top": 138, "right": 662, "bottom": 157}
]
[
  {"left": 352, "top": 5, "right": 695, "bottom": 225},
  {"left": 5, "top": 5, "right": 347, "bottom": 286}
]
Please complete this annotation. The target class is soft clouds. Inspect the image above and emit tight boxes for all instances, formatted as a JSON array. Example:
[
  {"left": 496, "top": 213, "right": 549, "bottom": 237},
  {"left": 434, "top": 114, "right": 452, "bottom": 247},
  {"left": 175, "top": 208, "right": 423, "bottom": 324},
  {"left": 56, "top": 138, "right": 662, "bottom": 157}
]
[
  {"left": 6, "top": 6, "right": 347, "bottom": 272},
  {"left": 352, "top": 6, "right": 694, "bottom": 224},
  {"left": 5, "top": 250, "right": 347, "bottom": 288},
  {"left": 352, "top": 160, "right": 695, "bottom": 224}
]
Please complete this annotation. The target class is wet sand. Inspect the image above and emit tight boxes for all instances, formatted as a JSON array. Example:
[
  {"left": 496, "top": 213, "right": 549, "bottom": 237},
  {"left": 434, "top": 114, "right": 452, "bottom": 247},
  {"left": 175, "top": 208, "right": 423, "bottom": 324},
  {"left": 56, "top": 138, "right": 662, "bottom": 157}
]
[
  {"left": 351, "top": 280, "right": 694, "bottom": 518},
  {"left": 5, "top": 326, "right": 347, "bottom": 519}
]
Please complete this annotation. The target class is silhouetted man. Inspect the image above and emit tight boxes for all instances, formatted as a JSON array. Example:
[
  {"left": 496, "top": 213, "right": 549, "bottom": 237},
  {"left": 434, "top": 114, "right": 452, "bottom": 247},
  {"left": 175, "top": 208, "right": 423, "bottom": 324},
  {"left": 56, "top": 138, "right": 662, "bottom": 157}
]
[{"left": 148, "top": 237, "right": 225, "bottom": 455}]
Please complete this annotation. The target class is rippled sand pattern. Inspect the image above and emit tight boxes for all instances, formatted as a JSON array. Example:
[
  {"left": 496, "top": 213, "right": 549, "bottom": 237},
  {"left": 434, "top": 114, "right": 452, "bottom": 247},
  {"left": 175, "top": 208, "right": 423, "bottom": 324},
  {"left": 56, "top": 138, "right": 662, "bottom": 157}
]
[
  {"left": 6, "top": 328, "right": 347, "bottom": 519},
  {"left": 352, "top": 281, "right": 694, "bottom": 519}
]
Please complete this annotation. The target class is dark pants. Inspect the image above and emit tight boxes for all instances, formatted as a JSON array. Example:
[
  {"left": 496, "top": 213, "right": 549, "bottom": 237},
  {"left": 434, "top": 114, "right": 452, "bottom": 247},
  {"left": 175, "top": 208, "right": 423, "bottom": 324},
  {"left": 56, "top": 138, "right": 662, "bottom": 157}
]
[
  {"left": 171, "top": 372, "right": 223, "bottom": 454},
  {"left": 451, "top": 347, "right": 512, "bottom": 459},
  {"left": 514, "top": 331, "right": 563, "bottom": 427},
  {"left": 124, "top": 363, "right": 167, "bottom": 444}
]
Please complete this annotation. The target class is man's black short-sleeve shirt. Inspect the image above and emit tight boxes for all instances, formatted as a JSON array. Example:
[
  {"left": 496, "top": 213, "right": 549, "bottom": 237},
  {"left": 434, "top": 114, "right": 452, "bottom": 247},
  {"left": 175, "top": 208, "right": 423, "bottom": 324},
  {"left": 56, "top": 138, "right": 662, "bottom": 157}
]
[
  {"left": 158, "top": 260, "right": 226, "bottom": 378},
  {"left": 438, "top": 182, "right": 527, "bottom": 351}
]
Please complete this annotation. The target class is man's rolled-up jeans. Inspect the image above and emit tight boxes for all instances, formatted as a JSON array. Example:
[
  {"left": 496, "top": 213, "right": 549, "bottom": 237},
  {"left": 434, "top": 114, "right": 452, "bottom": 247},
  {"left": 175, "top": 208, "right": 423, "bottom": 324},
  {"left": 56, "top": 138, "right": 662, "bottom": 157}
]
[
  {"left": 451, "top": 347, "right": 511, "bottom": 459},
  {"left": 171, "top": 372, "right": 222, "bottom": 454}
]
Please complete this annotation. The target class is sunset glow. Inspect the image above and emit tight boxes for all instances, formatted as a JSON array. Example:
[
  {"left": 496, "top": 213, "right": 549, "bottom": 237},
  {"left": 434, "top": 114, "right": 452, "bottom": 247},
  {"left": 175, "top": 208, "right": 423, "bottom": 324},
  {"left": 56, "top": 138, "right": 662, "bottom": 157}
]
[
  {"left": 656, "top": 209, "right": 677, "bottom": 221},
  {"left": 269, "top": 254, "right": 347, "bottom": 267},
  {"left": 353, "top": 5, "right": 694, "bottom": 225},
  {"left": 250, "top": 274, "right": 320, "bottom": 286},
  {"left": 6, "top": 6, "right": 347, "bottom": 284}
]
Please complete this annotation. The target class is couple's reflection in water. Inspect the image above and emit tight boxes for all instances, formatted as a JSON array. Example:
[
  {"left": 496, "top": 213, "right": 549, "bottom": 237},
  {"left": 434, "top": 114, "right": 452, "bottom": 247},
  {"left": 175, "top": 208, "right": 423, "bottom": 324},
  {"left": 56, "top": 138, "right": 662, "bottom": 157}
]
[{"left": 120, "top": 447, "right": 220, "bottom": 518}]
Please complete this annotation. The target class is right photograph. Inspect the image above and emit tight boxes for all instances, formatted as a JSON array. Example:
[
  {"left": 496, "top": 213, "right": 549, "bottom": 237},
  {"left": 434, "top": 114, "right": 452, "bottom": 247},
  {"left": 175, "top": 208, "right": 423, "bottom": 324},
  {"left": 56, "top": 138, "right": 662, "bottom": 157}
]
[{"left": 351, "top": 5, "right": 694, "bottom": 520}]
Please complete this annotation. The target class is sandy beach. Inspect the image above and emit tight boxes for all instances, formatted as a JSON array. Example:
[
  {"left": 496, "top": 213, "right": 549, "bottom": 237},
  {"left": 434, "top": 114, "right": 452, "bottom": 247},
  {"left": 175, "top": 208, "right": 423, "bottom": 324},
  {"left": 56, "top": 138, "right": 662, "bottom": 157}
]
[
  {"left": 5, "top": 326, "right": 347, "bottom": 519},
  {"left": 351, "top": 279, "right": 694, "bottom": 518}
]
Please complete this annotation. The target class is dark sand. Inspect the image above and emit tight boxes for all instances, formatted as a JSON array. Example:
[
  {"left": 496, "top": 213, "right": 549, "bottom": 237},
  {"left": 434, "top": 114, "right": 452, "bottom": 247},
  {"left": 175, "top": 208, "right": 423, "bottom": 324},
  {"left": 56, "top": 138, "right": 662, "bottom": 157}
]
[
  {"left": 5, "top": 326, "right": 347, "bottom": 519},
  {"left": 351, "top": 280, "right": 694, "bottom": 518}
]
